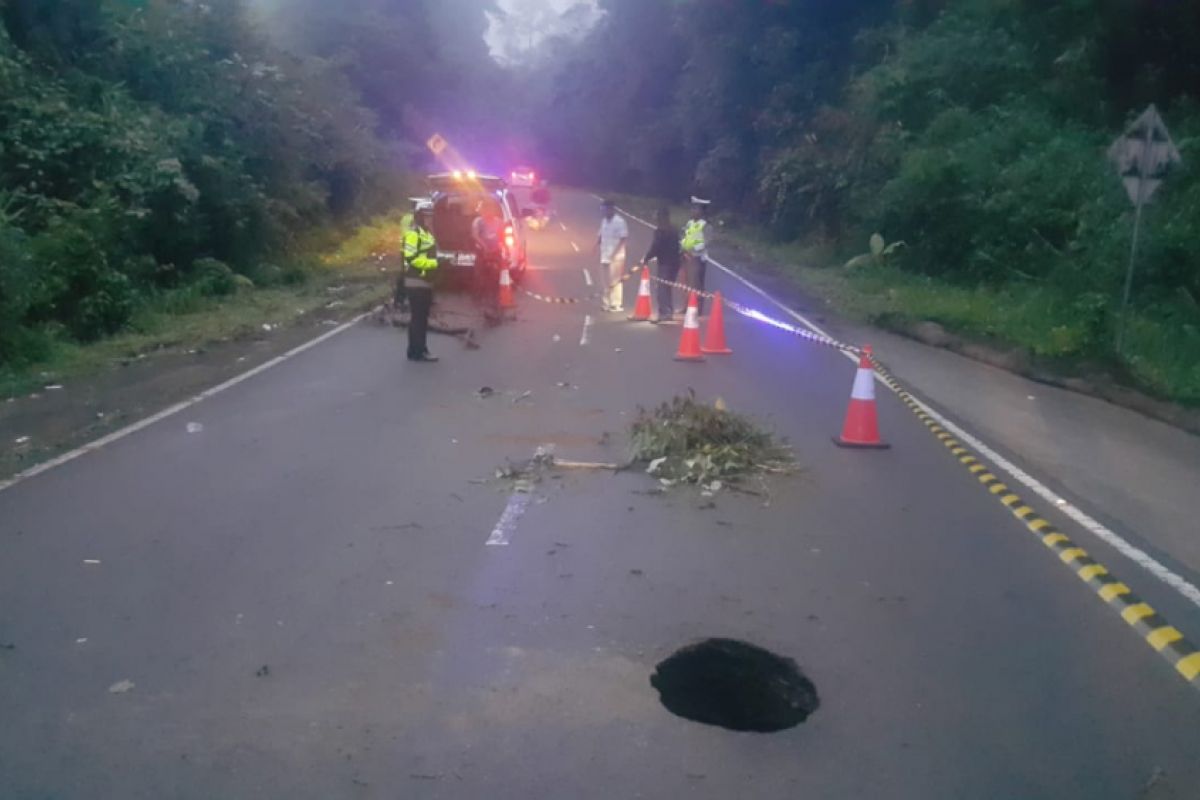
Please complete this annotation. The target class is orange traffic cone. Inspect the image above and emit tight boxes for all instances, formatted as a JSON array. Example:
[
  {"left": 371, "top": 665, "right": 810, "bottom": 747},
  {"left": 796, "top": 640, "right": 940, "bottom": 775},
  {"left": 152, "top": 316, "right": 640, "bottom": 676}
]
[
  {"left": 628, "top": 266, "right": 652, "bottom": 321},
  {"left": 834, "top": 346, "right": 890, "bottom": 449},
  {"left": 498, "top": 267, "right": 515, "bottom": 309},
  {"left": 674, "top": 292, "right": 706, "bottom": 362},
  {"left": 701, "top": 291, "right": 732, "bottom": 354}
]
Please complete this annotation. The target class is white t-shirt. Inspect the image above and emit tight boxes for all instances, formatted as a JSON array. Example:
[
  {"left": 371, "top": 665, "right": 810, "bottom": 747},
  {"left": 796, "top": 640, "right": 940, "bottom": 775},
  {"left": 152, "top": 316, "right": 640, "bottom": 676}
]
[{"left": 598, "top": 214, "right": 629, "bottom": 263}]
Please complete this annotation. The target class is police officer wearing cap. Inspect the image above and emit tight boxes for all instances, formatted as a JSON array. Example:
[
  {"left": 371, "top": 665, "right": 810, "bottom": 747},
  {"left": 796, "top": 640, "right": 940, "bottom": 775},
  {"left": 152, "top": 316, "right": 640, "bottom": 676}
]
[{"left": 403, "top": 203, "right": 439, "bottom": 362}]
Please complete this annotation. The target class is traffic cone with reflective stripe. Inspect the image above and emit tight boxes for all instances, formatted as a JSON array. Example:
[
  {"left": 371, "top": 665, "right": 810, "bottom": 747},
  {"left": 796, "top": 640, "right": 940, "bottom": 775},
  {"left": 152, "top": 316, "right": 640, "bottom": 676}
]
[
  {"left": 834, "top": 346, "right": 890, "bottom": 449},
  {"left": 498, "top": 267, "right": 515, "bottom": 309},
  {"left": 628, "top": 266, "right": 652, "bottom": 321},
  {"left": 674, "top": 292, "right": 706, "bottom": 362},
  {"left": 701, "top": 291, "right": 732, "bottom": 354}
]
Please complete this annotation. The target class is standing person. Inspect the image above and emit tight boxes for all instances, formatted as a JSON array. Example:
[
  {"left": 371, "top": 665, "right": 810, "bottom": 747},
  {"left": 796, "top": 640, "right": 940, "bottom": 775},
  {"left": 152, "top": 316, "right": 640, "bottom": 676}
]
[
  {"left": 403, "top": 203, "right": 439, "bottom": 363},
  {"left": 681, "top": 196, "right": 712, "bottom": 314},
  {"left": 470, "top": 200, "right": 505, "bottom": 302},
  {"left": 595, "top": 199, "right": 629, "bottom": 312},
  {"left": 642, "top": 207, "right": 681, "bottom": 324},
  {"left": 392, "top": 197, "right": 423, "bottom": 311}
]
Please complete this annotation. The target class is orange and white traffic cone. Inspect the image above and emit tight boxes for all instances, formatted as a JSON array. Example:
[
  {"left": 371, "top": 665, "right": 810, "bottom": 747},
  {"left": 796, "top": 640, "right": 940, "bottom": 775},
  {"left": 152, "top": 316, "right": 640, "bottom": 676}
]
[
  {"left": 674, "top": 292, "right": 706, "bottom": 362},
  {"left": 628, "top": 266, "right": 652, "bottom": 321},
  {"left": 700, "top": 291, "right": 732, "bottom": 354},
  {"left": 498, "top": 267, "right": 515, "bottom": 309},
  {"left": 834, "top": 346, "right": 889, "bottom": 449}
]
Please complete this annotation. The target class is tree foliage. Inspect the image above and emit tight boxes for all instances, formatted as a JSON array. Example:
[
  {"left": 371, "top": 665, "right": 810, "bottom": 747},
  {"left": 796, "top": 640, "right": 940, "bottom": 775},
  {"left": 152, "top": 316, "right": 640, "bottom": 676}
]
[
  {"left": 0, "top": 0, "right": 398, "bottom": 360},
  {"left": 524, "top": 0, "right": 1200, "bottom": 358}
]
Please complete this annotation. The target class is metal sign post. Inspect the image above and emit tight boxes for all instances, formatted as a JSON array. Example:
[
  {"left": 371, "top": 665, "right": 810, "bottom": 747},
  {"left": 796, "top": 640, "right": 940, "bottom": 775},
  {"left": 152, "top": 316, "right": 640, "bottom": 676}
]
[{"left": 1107, "top": 105, "right": 1181, "bottom": 353}]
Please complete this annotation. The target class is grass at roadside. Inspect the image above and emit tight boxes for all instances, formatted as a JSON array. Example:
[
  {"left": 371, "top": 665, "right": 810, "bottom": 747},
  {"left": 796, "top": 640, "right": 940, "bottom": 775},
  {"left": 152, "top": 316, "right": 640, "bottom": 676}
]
[
  {"left": 605, "top": 191, "right": 1200, "bottom": 406},
  {"left": 0, "top": 250, "right": 394, "bottom": 401}
]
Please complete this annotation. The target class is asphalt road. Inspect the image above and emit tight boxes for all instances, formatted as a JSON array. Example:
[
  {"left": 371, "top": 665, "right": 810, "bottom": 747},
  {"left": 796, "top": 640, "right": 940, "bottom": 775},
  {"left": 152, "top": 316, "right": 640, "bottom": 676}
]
[{"left": 2, "top": 189, "right": 1198, "bottom": 799}]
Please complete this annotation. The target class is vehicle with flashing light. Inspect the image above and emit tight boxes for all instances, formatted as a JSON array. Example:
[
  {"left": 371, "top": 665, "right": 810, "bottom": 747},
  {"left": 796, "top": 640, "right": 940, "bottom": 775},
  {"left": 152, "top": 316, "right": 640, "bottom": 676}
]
[
  {"left": 427, "top": 170, "right": 531, "bottom": 287},
  {"left": 509, "top": 165, "right": 538, "bottom": 188}
]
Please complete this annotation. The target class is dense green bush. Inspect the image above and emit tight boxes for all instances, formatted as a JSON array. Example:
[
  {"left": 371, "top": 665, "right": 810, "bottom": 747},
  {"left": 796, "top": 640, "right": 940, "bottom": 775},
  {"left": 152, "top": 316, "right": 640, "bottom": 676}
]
[{"left": 0, "top": 0, "right": 397, "bottom": 366}]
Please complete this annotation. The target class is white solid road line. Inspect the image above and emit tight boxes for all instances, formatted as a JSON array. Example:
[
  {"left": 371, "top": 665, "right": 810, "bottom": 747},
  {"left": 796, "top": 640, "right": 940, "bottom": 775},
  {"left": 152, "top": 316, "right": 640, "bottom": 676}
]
[
  {"left": 0, "top": 310, "right": 375, "bottom": 494},
  {"left": 486, "top": 492, "right": 530, "bottom": 546},
  {"left": 582, "top": 268, "right": 593, "bottom": 286},
  {"left": 487, "top": 445, "right": 551, "bottom": 546},
  {"left": 612, "top": 198, "right": 1200, "bottom": 612},
  {"left": 580, "top": 314, "right": 593, "bottom": 346}
]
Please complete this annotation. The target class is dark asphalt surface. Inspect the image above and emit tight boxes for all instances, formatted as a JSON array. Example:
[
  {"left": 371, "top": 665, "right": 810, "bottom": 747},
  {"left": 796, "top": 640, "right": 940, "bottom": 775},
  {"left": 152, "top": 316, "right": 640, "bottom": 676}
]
[{"left": 2, "top": 189, "right": 1199, "bottom": 799}]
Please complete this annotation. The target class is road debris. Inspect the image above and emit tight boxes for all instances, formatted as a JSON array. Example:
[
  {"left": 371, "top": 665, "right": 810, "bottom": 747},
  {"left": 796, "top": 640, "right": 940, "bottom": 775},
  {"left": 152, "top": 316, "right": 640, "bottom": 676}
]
[
  {"left": 554, "top": 459, "right": 621, "bottom": 470},
  {"left": 255, "top": 665, "right": 271, "bottom": 678},
  {"left": 0, "top": 642, "right": 14, "bottom": 650},
  {"left": 631, "top": 392, "right": 792, "bottom": 487},
  {"left": 14, "top": 436, "right": 30, "bottom": 445},
  {"left": 107, "top": 680, "right": 136, "bottom": 694},
  {"left": 186, "top": 422, "right": 204, "bottom": 434},
  {"left": 76, "top": 638, "right": 88, "bottom": 644},
  {"left": 83, "top": 559, "right": 101, "bottom": 565},
  {"left": 44, "top": 384, "right": 63, "bottom": 391},
  {"left": 476, "top": 386, "right": 495, "bottom": 399}
]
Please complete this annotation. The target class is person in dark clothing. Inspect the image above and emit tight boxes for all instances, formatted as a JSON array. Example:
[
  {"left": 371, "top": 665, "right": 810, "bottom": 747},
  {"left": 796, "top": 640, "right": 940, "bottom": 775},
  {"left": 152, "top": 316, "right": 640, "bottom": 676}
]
[{"left": 642, "top": 207, "right": 682, "bottom": 323}]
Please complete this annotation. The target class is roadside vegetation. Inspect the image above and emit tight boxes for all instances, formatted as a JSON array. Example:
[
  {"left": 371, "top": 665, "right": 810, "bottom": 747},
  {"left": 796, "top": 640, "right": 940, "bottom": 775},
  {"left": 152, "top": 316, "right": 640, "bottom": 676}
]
[
  {"left": 529, "top": 2, "right": 1200, "bottom": 406},
  {"left": 0, "top": 1, "right": 431, "bottom": 395}
]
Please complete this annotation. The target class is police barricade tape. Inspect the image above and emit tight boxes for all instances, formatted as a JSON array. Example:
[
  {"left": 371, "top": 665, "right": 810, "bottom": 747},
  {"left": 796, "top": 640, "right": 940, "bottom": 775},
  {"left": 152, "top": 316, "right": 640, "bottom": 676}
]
[
  {"left": 519, "top": 266, "right": 639, "bottom": 305},
  {"left": 645, "top": 273, "right": 717, "bottom": 300},
  {"left": 642, "top": 266, "right": 858, "bottom": 354},
  {"left": 721, "top": 297, "right": 862, "bottom": 356}
]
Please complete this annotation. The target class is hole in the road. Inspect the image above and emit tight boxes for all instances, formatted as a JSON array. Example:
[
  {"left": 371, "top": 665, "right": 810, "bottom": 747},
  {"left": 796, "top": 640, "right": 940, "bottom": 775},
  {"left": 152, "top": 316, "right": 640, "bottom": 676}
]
[{"left": 651, "top": 638, "right": 818, "bottom": 732}]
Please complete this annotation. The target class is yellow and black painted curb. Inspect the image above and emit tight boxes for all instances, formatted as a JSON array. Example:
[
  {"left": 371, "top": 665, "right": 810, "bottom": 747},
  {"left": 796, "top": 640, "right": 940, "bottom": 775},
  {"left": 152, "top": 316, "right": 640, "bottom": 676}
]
[{"left": 866, "top": 355, "right": 1200, "bottom": 693}]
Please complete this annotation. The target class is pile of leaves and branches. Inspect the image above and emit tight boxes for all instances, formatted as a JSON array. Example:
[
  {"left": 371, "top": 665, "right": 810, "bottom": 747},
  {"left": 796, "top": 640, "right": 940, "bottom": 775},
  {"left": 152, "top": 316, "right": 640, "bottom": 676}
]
[{"left": 629, "top": 393, "right": 793, "bottom": 489}]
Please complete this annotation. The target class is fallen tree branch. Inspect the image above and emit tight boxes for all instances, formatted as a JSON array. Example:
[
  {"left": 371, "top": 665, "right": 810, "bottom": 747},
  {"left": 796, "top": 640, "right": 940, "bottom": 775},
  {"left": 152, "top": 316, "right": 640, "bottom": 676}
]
[{"left": 552, "top": 459, "right": 625, "bottom": 471}]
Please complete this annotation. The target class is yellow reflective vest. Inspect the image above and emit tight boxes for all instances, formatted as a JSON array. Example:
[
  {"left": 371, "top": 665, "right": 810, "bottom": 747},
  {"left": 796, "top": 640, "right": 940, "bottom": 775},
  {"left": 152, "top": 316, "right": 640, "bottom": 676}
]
[
  {"left": 681, "top": 218, "right": 707, "bottom": 254},
  {"left": 403, "top": 226, "right": 438, "bottom": 275}
]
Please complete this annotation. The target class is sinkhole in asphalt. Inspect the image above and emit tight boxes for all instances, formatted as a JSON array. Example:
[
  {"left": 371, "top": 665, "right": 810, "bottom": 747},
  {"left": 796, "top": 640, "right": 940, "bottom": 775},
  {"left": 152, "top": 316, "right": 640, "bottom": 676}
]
[{"left": 650, "top": 638, "right": 818, "bottom": 733}]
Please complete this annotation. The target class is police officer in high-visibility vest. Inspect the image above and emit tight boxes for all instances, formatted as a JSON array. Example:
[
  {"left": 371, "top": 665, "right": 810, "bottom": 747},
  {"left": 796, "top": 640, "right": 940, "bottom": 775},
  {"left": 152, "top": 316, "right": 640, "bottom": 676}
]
[
  {"left": 392, "top": 198, "right": 422, "bottom": 311},
  {"left": 681, "top": 196, "right": 712, "bottom": 314},
  {"left": 403, "top": 202, "right": 439, "bottom": 362}
]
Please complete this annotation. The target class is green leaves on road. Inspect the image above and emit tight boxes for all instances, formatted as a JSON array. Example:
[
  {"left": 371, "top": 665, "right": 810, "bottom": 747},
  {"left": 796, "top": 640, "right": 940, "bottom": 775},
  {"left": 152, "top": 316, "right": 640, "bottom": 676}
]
[{"left": 631, "top": 393, "right": 792, "bottom": 487}]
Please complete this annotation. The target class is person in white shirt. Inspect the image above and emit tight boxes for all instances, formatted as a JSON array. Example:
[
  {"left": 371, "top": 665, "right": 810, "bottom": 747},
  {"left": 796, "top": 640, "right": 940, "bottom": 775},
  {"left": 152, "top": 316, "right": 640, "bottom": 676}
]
[{"left": 595, "top": 199, "right": 629, "bottom": 312}]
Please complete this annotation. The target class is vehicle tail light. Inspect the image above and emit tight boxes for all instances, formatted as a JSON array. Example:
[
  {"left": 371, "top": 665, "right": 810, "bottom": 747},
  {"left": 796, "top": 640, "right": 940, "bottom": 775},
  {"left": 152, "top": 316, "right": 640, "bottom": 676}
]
[{"left": 504, "top": 223, "right": 515, "bottom": 250}]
